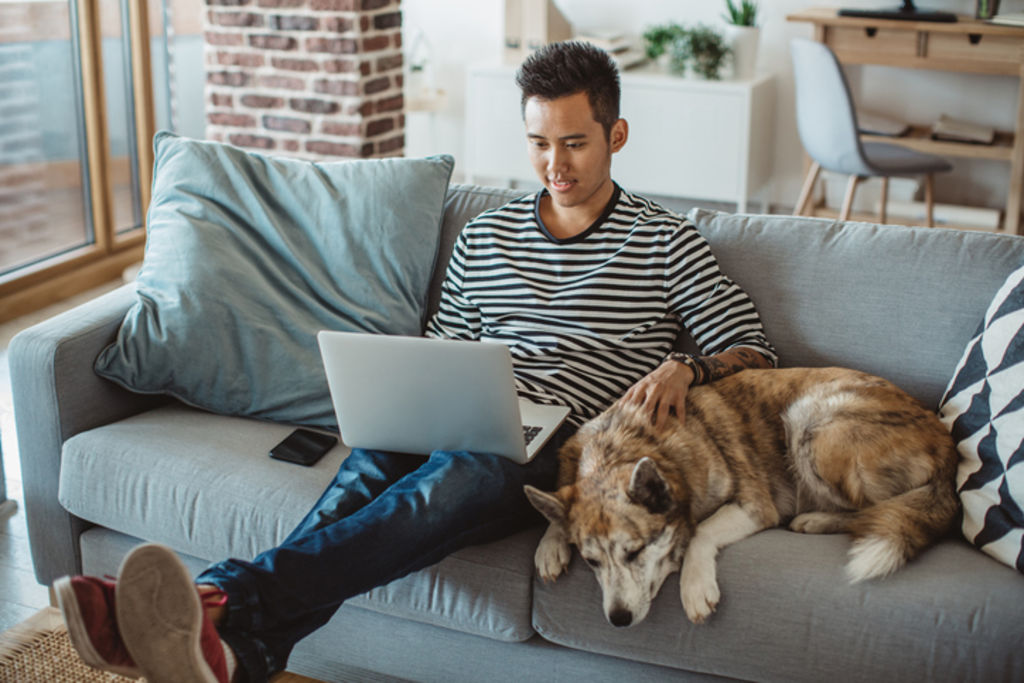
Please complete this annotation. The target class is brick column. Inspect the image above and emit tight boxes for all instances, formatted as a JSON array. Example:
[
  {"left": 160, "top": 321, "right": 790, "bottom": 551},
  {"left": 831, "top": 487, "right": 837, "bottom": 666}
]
[{"left": 204, "top": 0, "right": 404, "bottom": 159}]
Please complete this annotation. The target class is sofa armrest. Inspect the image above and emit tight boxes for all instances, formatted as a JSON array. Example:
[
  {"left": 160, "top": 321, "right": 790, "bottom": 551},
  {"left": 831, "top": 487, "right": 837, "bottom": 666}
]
[{"left": 8, "top": 285, "right": 165, "bottom": 584}]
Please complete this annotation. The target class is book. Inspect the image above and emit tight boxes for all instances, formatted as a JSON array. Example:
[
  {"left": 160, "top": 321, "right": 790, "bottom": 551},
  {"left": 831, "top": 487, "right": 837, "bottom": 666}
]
[
  {"left": 931, "top": 114, "right": 995, "bottom": 144},
  {"left": 987, "top": 13, "right": 1024, "bottom": 27},
  {"left": 575, "top": 31, "right": 631, "bottom": 53},
  {"left": 858, "top": 111, "right": 910, "bottom": 137},
  {"left": 609, "top": 47, "right": 648, "bottom": 70}
]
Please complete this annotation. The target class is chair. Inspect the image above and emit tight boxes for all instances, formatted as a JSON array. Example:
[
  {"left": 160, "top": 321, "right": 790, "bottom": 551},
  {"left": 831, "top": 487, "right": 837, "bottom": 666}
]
[{"left": 790, "top": 38, "right": 952, "bottom": 225}]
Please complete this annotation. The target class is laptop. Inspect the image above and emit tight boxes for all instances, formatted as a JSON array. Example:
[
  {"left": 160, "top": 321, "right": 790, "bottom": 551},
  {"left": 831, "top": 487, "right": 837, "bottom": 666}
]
[{"left": 317, "top": 331, "right": 571, "bottom": 464}]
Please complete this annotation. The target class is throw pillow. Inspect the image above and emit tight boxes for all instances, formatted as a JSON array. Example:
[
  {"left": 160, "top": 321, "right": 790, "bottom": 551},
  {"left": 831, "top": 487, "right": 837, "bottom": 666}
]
[
  {"left": 939, "top": 263, "right": 1024, "bottom": 573},
  {"left": 95, "top": 131, "right": 454, "bottom": 428}
]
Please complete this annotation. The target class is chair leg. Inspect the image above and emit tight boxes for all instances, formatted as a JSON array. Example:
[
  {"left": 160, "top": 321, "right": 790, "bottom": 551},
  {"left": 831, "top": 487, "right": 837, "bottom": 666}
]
[
  {"left": 839, "top": 175, "right": 861, "bottom": 222},
  {"left": 878, "top": 177, "right": 889, "bottom": 224},
  {"left": 924, "top": 174, "right": 935, "bottom": 227},
  {"left": 794, "top": 161, "right": 821, "bottom": 216}
]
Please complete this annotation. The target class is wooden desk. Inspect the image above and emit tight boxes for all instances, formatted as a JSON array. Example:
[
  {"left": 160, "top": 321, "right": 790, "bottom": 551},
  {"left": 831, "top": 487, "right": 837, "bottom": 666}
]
[{"left": 788, "top": 8, "right": 1024, "bottom": 234}]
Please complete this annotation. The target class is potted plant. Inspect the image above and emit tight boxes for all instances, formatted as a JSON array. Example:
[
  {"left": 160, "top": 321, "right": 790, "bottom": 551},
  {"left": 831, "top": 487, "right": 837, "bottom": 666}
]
[
  {"left": 722, "top": 0, "right": 759, "bottom": 79},
  {"left": 674, "top": 25, "right": 732, "bottom": 80},
  {"left": 724, "top": 0, "right": 758, "bottom": 26},
  {"left": 642, "top": 23, "right": 688, "bottom": 71}
]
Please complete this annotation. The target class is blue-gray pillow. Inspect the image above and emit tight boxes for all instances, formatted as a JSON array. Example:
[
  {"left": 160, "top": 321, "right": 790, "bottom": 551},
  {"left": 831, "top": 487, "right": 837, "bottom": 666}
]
[{"left": 95, "top": 132, "right": 454, "bottom": 427}]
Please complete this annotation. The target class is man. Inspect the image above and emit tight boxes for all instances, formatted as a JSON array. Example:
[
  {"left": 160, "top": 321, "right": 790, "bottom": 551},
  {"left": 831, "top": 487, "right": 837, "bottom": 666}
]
[{"left": 56, "top": 41, "right": 776, "bottom": 683}]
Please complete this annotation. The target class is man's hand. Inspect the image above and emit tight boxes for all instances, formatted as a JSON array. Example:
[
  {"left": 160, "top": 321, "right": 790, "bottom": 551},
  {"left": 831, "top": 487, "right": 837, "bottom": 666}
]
[{"left": 623, "top": 360, "right": 694, "bottom": 430}]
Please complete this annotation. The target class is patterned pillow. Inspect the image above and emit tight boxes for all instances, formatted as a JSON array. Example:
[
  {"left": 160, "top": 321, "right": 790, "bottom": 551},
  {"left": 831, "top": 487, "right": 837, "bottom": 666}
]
[{"left": 939, "top": 264, "right": 1024, "bottom": 572}]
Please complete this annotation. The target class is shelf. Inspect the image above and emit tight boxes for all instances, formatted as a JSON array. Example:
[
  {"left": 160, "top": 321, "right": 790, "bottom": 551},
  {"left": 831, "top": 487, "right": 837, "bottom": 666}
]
[
  {"left": 805, "top": 202, "right": 1006, "bottom": 234},
  {"left": 861, "top": 125, "right": 1014, "bottom": 161}
]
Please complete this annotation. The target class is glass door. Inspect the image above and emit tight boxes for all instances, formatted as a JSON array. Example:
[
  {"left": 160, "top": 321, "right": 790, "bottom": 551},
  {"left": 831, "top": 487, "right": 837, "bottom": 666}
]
[
  {"left": 0, "top": 0, "right": 202, "bottom": 322},
  {"left": 0, "top": 1, "right": 93, "bottom": 275}
]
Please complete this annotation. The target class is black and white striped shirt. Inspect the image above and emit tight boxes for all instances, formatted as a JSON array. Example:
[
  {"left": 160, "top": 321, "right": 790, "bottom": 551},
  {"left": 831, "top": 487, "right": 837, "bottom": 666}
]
[{"left": 426, "top": 186, "right": 776, "bottom": 426}]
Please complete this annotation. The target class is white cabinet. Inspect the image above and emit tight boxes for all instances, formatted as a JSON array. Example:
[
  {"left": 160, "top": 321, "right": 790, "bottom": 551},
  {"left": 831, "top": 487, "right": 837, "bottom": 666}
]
[{"left": 465, "top": 65, "right": 775, "bottom": 212}]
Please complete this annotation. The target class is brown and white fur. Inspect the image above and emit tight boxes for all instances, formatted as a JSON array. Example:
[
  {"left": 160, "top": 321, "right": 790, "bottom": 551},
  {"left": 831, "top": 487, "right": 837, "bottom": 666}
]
[{"left": 524, "top": 367, "right": 959, "bottom": 627}]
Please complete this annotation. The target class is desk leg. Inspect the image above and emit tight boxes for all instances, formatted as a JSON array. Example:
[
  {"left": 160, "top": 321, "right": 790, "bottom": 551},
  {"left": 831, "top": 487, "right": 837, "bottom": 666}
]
[{"left": 1007, "top": 66, "right": 1024, "bottom": 235}]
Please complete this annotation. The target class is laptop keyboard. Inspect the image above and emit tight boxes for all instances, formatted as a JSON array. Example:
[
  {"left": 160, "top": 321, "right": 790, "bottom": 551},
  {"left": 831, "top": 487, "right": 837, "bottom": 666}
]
[{"left": 523, "top": 425, "right": 543, "bottom": 445}]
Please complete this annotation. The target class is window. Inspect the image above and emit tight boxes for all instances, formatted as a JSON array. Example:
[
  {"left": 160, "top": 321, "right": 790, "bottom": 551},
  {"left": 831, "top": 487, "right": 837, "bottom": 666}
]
[{"left": 0, "top": 0, "right": 202, "bottom": 322}]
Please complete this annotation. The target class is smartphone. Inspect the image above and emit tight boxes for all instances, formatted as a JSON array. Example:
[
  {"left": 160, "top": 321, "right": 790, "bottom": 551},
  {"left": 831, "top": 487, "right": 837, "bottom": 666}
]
[{"left": 269, "top": 428, "right": 338, "bottom": 466}]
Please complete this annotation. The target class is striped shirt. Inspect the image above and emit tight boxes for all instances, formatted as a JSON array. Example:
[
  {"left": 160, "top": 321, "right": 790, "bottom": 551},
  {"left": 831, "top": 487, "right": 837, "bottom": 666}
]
[{"left": 425, "top": 185, "right": 776, "bottom": 427}]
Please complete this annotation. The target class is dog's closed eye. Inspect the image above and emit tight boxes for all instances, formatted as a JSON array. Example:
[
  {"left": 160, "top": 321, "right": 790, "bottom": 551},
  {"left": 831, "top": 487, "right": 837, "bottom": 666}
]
[
  {"left": 625, "top": 547, "right": 644, "bottom": 563},
  {"left": 584, "top": 556, "right": 601, "bottom": 568}
]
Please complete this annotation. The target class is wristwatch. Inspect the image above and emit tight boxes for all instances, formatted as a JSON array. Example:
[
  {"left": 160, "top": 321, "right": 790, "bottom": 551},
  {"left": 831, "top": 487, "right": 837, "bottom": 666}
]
[{"left": 665, "top": 352, "right": 709, "bottom": 386}]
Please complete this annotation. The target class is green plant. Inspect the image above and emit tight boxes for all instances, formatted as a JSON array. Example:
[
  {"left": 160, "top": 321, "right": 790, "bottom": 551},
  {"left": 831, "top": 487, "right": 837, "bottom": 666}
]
[
  {"left": 673, "top": 25, "right": 732, "bottom": 80},
  {"left": 642, "top": 23, "right": 687, "bottom": 60},
  {"left": 723, "top": 0, "right": 758, "bottom": 26}
]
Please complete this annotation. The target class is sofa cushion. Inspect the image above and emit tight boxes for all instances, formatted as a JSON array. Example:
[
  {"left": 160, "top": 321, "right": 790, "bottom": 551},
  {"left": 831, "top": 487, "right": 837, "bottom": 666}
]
[
  {"left": 532, "top": 529, "right": 1024, "bottom": 682},
  {"left": 95, "top": 132, "right": 454, "bottom": 428},
  {"left": 687, "top": 209, "right": 1024, "bottom": 409},
  {"left": 59, "top": 405, "right": 538, "bottom": 642},
  {"left": 940, "top": 264, "right": 1024, "bottom": 572}
]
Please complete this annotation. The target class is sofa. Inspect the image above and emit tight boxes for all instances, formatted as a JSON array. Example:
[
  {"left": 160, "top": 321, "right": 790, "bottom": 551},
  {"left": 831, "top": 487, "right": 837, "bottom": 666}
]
[{"left": 10, "top": 173, "right": 1024, "bottom": 682}]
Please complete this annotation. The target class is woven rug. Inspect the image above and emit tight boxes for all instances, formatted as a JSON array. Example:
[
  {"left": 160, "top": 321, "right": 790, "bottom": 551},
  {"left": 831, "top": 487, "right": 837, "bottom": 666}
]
[{"left": 0, "top": 607, "right": 142, "bottom": 682}]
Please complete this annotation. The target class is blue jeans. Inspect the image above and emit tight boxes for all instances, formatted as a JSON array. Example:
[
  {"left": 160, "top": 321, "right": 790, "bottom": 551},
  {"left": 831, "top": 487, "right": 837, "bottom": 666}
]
[{"left": 197, "top": 423, "right": 572, "bottom": 682}]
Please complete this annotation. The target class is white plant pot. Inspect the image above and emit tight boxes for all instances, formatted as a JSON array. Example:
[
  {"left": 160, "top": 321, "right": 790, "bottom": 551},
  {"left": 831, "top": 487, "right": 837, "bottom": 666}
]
[{"left": 724, "top": 25, "right": 759, "bottom": 80}]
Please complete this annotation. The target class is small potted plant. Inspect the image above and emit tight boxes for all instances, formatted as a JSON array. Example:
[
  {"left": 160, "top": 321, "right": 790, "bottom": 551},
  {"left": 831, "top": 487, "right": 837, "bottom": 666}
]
[
  {"left": 642, "top": 23, "right": 688, "bottom": 72},
  {"left": 722, "top": 0, "right": 759, "bottom": 79},
  {"left": 724, "top": 0, "right": 758, "bottom": 26},
  {"left": 674, "top": 25, "right": 732, "bottom": 80}
]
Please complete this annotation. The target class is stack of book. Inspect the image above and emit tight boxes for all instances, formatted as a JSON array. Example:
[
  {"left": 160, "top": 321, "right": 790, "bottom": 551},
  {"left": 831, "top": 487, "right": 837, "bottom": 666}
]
[
  {"left": 931, "top": 114, "right": 995, "bottom": 144},
  {"left": 987, "top": 13, "right": 1024, "bottom": 26},
  {"left": 575, "top": 31, "right": 647, "bottom": 70}
]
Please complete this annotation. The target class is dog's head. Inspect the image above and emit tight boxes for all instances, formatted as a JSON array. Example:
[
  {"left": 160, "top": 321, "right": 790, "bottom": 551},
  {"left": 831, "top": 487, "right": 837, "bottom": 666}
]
[{"left": 526, "top": 410, "right": 690, "bottom": 627}]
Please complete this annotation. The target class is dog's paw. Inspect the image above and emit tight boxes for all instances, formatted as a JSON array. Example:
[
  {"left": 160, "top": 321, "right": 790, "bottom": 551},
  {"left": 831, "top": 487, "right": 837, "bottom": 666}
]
[
  {"left": 534, "top": 526, "right": 571, "bottom": 582},
  {"left": 679, "top": 563, "right": 720, "bottom": 624},
  {"left": 790, "top": 511, "right": 850, "bottom": 535}
]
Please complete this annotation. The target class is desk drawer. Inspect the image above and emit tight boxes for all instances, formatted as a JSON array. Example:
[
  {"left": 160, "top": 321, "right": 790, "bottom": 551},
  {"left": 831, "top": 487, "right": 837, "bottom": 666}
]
[
  {"left": 827, "top": 26, "right": 917, "bottom": 62},
  {"left": 926, "top": 32, "right": 1022, "bottom": 75}
]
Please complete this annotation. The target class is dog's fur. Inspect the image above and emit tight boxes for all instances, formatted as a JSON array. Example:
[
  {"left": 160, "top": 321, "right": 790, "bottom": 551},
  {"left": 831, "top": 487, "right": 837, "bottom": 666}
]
[{"left": 524, "top": 367, "right": 959, "bottom": 627}]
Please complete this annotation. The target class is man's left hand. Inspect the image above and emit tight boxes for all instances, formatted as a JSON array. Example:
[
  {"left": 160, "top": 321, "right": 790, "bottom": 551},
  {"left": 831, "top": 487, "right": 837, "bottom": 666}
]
[{"left": 623, "top": 360, "right": 693, "bottom": 430}]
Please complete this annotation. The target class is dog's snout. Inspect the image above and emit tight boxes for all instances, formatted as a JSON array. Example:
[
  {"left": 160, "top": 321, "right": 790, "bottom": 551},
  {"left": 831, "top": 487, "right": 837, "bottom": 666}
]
[{"left": 608, "top": 607, "right": 633, "bottom": 628}]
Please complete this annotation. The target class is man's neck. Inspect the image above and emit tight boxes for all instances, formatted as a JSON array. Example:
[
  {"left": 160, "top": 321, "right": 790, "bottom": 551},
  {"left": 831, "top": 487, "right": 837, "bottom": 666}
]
[{"left": 539, "top": 181, "right": 617, "bottom": 240}]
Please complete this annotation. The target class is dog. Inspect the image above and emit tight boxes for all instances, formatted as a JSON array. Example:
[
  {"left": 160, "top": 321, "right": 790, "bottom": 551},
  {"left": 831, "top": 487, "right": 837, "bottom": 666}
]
[{"left": 524, "top": 367, "right": 959, "bottom": 627}]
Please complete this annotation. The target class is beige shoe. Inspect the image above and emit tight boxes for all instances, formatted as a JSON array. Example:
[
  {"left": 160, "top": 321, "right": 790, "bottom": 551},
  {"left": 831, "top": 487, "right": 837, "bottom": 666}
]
[{"left": 115, "top": 543, "right": 229, "bottom": 683}]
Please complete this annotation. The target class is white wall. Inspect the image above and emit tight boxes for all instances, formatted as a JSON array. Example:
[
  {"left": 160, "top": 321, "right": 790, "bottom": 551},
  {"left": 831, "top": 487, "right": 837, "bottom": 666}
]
[{"left": 403, "top": 0, "right": 1020, "bottom": 213}]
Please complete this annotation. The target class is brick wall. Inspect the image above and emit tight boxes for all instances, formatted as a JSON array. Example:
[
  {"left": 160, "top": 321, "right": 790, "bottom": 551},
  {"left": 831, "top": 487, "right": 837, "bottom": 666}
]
[{"left": 203, "top": 0, "right": 404, "bottom": 159}]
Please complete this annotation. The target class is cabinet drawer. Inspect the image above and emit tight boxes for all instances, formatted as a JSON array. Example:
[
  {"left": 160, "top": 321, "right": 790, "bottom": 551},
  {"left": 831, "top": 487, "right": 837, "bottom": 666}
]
[
  {"left": 925, "top": 32, "right": 1022, "bottom": 75},
  {"left": 827, "top": 27, "right": 918, "bottom": 63}
]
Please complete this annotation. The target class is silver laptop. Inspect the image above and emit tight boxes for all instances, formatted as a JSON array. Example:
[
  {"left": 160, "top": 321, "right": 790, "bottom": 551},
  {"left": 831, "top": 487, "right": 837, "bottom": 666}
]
[{"left": 317, "top": 331, "right": 570, "bottom": 464}]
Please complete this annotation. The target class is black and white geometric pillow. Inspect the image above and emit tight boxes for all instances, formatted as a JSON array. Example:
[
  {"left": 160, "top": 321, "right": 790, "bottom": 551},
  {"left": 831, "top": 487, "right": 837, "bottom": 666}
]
[{"left": 939, "top": 264, "right": 1024, "bottom": 573}]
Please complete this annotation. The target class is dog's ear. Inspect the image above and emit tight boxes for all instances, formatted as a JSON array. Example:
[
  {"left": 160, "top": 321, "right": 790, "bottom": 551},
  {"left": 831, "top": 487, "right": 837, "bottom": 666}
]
[
  {"left": 524, "top": 485, "right": 567, "bottom": 526},
  {"left": 628, "top": 457, "right": 672, "bottom": 515}
]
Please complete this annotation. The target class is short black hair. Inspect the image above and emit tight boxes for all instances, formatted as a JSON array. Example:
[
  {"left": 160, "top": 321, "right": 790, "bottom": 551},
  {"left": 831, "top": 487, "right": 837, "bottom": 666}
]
[{"left": 515, "top": 40, "right": 621, "bottom": 139}]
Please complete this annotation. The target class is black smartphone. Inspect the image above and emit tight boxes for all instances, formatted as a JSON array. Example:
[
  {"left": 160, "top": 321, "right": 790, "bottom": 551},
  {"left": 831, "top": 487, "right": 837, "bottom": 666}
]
[{"left": 269, "top": 428, "right": 338, "bottom": 466}]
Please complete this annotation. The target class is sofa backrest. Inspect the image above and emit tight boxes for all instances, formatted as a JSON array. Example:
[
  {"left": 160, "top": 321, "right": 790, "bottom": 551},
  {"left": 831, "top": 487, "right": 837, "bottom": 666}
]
[
  {"left": 426, "top": 184, "right": 526, "bottom": 319},
  {"left": 689, "top": 209, "right": 1024, "bottom": 409},
  {"left": 429, "top": 185, "right": 1024, "bottom": 410}
]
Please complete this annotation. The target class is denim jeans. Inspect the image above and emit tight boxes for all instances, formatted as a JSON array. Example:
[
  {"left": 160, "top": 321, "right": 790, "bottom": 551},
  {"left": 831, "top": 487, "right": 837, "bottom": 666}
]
[{"left": 197, "top": 422, "right": 573, "bottom": 682}]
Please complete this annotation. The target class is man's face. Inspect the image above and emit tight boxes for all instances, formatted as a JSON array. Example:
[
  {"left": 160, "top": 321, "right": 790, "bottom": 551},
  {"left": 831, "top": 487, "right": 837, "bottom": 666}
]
[{"left": 524, "top": 91, "right": 625, "bottom": 215}]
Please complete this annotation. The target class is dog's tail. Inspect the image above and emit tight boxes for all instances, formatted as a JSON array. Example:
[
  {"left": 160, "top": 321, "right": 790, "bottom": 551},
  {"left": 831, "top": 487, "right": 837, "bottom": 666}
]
[{"left": 845, "top": 478, "right": 959, "bottom": 583}]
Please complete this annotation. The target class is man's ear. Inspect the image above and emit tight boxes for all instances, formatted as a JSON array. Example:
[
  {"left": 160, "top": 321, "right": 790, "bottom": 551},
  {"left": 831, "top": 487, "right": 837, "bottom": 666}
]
[
  {"left": 524, "top": 485, "right": 568, "bottom": 526},
  {"left": 610, "top": 118, "right": 628, "bottom": 154}
]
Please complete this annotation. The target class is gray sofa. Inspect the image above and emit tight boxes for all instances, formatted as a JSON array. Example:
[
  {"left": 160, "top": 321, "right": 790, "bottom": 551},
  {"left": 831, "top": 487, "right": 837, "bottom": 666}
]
[{"left": 10, "top": 183, "right": 1024, "bottom": 682}]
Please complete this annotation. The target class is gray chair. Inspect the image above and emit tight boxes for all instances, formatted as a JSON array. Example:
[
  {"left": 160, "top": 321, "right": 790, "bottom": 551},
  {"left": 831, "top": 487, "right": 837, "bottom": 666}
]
[{"left": 790, "top": 38, "right": 952, "bottom": 225}]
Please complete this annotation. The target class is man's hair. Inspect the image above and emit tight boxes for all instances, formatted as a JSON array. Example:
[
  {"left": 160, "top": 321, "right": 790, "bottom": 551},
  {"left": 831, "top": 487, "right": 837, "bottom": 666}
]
[{"left": 515, "top": 40, "right": 621, "bottom": 139}]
